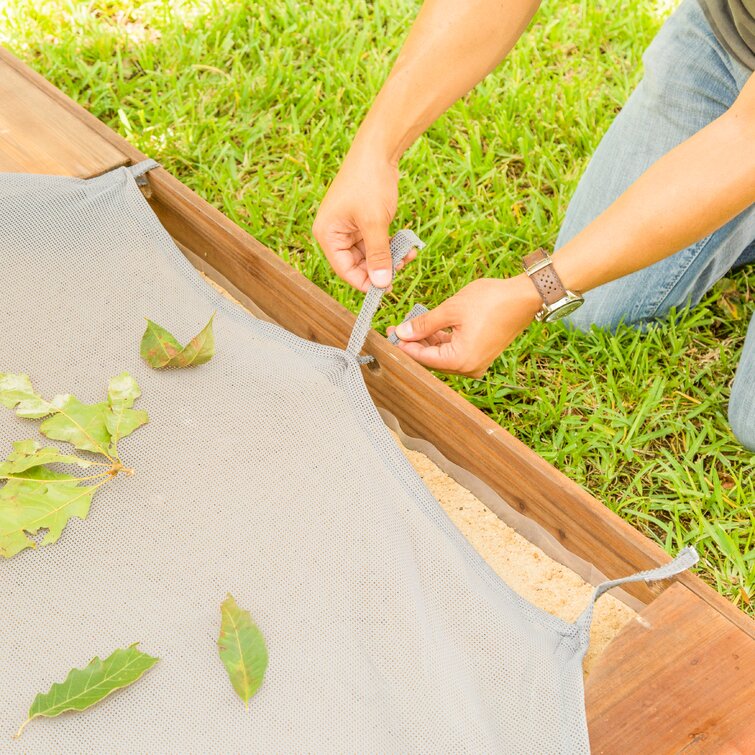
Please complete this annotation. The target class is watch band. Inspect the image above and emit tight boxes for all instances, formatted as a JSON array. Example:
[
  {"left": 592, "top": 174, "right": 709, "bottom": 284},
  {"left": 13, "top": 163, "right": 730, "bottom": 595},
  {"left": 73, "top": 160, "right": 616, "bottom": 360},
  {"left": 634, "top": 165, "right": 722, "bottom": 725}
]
[{"left": 522, "top": 248, "right": 567, "bottom": 306}]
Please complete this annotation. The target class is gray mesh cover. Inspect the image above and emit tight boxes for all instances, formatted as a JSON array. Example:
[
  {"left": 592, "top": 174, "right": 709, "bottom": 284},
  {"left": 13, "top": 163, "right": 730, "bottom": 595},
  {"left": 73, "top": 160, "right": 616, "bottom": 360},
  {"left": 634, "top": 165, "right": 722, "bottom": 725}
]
[{"left": 0, "top": 162, "right": 698, "bottom": 753}]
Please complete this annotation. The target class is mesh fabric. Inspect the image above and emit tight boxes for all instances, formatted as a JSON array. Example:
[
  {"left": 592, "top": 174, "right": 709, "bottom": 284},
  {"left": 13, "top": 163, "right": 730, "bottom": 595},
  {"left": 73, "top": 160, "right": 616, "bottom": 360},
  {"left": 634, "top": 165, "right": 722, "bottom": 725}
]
[{"left": 0, "top": 163, "right": 696, "bottom": 753}]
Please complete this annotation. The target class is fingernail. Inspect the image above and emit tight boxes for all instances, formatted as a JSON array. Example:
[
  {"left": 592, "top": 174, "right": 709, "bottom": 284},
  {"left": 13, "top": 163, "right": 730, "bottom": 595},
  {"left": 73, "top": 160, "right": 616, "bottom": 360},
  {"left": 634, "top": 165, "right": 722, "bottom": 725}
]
[
  {"left": 395, "top": 321, "right": 412, "bottom": 339},
  {"left": 371, "top": 269, "right": 392, "bottom": 288}
]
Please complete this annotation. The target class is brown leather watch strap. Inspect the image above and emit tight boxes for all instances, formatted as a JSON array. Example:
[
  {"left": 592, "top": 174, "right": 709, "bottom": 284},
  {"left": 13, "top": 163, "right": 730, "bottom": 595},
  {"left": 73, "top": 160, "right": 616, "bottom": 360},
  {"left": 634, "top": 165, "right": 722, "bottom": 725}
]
[{"left": 522, "top": 248, "right": 566, "bottom": 306}]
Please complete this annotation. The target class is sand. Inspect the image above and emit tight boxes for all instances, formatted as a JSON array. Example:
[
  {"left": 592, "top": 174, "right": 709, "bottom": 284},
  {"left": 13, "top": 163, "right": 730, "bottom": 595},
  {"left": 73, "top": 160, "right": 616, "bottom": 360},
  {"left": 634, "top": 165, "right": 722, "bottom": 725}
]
[
  {"left": 203, "top": 271, "right": 636, "bottom": 674},
  {"left": 393, "top": 434, "right": 635, "bottom": 674}
]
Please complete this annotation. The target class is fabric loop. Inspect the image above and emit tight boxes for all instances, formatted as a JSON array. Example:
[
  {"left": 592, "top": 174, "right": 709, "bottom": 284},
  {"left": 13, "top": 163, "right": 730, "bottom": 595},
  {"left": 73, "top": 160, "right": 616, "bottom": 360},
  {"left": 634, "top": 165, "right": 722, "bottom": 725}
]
[
  {"left": 388, "top": 304, "right": 430, "bottom": 345},
  {"left": 126, "top": 159, "right": 161, "bottom": 179},
  {"left": 574, "top": 546, "right": 699, "bottom": 645},
  {"left": 346, "top": 229, "right": 426, "bottom": 357}
]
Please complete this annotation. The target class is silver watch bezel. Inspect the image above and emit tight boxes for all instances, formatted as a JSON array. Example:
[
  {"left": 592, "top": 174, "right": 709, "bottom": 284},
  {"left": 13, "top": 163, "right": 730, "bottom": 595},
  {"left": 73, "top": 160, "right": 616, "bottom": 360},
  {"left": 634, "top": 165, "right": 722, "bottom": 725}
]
[{"left": 535, "top": 291, "right": 585, "bottom": 323}]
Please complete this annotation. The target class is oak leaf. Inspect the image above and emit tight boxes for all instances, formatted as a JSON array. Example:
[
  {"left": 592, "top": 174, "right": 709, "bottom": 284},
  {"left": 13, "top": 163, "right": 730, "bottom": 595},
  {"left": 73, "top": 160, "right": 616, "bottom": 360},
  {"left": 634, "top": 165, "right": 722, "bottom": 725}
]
[
  {"left": 0, "top": 372, "right": 147, "bottom": 558},
  {"left": 0, "top": 464, "right": 99, "bottom": 559},
  {"left": 15, "top": 644, "right": 159, "bottom": 738},
  {"left": 0, "top": 439, "right": 89, "bottom": 475},
  {"left": 104, "top": 372, "right": 149, "bottom": 455},
  {"left": 0, "top": 373, "right": 50, "bottom": 418},
  {"left": 0, "top": 372, "right": 147, "bottom": 461}
]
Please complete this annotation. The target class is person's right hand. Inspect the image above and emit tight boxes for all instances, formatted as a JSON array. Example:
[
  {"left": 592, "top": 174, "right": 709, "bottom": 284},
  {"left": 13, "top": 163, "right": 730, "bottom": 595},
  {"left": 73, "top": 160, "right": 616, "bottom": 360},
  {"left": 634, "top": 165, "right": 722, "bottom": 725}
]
[{"left": 313, "top": 146, "right": 416, "bottom": 292}]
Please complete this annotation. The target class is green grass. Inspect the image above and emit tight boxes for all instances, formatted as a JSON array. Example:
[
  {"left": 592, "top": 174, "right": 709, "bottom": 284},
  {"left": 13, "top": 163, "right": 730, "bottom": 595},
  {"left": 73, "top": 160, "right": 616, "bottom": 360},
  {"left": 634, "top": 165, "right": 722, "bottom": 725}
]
[{"left": 1, "top": 0, "right": 753, "bottom": 612}]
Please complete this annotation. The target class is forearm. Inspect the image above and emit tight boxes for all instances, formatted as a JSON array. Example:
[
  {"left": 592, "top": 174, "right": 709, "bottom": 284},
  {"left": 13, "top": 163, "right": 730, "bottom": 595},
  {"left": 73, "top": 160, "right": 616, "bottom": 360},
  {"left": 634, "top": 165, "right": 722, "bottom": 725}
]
[
  {"left": 554, "top": 75, "right": 755, "bottom": 294},
  {"left": 353, "top": 0, "right": 540, "bottom": 164}
]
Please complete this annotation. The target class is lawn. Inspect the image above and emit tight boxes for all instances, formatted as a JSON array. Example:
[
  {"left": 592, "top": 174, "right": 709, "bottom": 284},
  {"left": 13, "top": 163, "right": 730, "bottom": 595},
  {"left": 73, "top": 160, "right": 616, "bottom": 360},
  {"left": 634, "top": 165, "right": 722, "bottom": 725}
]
[{"left": 1, "top": 0, "right": 752, "bottom": 612}]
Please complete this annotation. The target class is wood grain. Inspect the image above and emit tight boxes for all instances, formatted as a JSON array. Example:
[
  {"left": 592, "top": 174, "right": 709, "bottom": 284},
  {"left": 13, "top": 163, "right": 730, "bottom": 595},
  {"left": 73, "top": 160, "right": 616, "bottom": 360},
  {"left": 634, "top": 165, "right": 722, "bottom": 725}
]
[
  {"left": 587, "top": 582, "right": 755, "bottom": 753},
  {"left": 0, "top": 55, "right": 127, "bottom": 177}
]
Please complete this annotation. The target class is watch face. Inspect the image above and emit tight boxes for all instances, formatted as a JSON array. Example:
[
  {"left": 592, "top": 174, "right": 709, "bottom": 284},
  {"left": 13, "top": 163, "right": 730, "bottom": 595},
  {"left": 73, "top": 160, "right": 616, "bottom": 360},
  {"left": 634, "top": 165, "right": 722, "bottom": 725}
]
[{"left": 544, "top": 299, "right": 583, "bottom": 322}]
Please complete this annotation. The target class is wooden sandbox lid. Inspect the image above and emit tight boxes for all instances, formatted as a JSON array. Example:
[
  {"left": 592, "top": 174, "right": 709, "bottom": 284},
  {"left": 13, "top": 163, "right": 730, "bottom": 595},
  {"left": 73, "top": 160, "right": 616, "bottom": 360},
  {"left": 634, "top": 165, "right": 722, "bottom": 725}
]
[{"left": 1, "top": 47, "right": 752, "bottom": 752}]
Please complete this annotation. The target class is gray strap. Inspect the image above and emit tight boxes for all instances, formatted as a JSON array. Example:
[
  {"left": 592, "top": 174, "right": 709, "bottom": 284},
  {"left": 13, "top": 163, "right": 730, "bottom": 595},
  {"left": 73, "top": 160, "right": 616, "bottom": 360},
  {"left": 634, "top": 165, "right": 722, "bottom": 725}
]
[
  {"left": 346, "top": 230, "right": 426, "bottom": 358},
  {"left": 574, "top": 546, "right": 699, "bottom": 645},
  {"left": 127, "top": 159, "right": 160, "bottom": 179},
  {"left": 388, "top": 304, "right": 430, "bottom": 345}
]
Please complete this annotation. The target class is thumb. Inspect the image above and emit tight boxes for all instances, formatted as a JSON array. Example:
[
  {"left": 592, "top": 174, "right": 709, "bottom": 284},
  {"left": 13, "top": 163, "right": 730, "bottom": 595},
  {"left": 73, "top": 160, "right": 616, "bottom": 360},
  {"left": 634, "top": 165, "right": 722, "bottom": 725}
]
[
  {"left": 361, "top": 219, "right": 393, "bottom": 289},
  {"left": 395, "top": 302, "right": 455, "bottom": 342}
]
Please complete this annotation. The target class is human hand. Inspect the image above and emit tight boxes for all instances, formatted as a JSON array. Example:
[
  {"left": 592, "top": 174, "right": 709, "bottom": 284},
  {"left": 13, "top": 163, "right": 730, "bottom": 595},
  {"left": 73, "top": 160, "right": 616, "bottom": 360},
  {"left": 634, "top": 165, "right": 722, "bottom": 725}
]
[
  {"left": 387, "top": 275, "right": 541, "bottom": 377},
  {"left": 313, "top": 146, "right": 417, "bottom": 292}
]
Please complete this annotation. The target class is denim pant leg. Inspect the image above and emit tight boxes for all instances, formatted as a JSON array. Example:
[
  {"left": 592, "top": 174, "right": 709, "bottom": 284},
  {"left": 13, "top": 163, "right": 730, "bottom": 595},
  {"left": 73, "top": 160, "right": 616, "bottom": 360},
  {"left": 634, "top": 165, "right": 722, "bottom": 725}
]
[
  {"left": 730, "top": 320, "right": 755, "bottom": 450},
  {"left": 558, "top": 0, "right": 754, "bottom": 329},
  {"left": 733, "top": 238, "right": 755, "bottom": 270},
  {"left": 556, "top": 0, "right": 755, "bottom": 449}
]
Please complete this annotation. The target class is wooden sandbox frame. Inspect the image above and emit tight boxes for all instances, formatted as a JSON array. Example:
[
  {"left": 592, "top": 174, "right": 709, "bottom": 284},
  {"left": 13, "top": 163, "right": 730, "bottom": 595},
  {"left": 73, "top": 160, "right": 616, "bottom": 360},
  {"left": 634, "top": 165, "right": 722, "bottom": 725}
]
[{"left": 1, "top": 47, "right": 753, "bottom": 753}]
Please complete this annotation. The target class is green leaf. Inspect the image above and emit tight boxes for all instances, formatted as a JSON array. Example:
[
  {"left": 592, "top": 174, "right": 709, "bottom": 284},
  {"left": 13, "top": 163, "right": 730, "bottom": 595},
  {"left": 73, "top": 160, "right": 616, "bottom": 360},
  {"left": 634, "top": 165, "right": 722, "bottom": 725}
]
[
  {"left": 0, "top": 440, "right": 90, "bottom": 476},
  {"left": 15, "top": 644, "right": 159, "bottom": 738},
  {"left": 0, "top": 373, "right": 51, "bottom": 418},
  {"left": 0, "top": 373, "right": 148, "bottom": 558},
  {"left": 0, "top": 373, "right": 148, "bottom": 460},
  {"left": 140, "top": 320, "right": 183, "bottom": 368},
  {"left": 217, "top": 593, "right": 268, "bottom": 708},
  {"left": 105, "top": 373, "right": 149, "bottom": 454},
  {"left": 0, "top": 466, "right": 99, "bottom": 558},
  {"left": 40, "top": 395, "right": 112, "bottom": 457},
  {"left": 175, "top": 314, "right": 216, "bottom": 367},
  {"left": 140, "top": 313, "right": 215, "bottom": 369}
]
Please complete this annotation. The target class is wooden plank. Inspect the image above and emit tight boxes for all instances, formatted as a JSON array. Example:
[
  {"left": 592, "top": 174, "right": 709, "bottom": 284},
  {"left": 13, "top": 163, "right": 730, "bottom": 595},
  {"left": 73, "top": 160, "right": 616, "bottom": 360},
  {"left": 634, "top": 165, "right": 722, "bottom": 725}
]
[
  {"left": 586, "top": 582, "right": 755, "bottom": 753},
  {"left": 0, "top": 54, "right": 127, "bottom": 177},
  {"left": 1, "top": 46, "right": 753, "bottom": 640}
]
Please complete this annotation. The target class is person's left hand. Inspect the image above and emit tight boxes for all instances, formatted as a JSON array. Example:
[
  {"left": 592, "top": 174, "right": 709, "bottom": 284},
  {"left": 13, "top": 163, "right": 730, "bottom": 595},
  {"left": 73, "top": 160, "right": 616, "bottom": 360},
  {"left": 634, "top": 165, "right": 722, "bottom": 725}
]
[{"left": 387, "top": 275, "right": 541, "bottom": 377}]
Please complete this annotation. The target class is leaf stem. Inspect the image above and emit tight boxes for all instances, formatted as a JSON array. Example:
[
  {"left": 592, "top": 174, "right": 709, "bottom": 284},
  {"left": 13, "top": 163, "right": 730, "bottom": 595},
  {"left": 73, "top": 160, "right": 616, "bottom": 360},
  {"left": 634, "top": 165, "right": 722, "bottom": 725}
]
[
  {"left": 0, "top": 471, "right": 112, "bottom": 483},
  {"left": 14, "top": 716, "right": 32, "bottom": 739}
]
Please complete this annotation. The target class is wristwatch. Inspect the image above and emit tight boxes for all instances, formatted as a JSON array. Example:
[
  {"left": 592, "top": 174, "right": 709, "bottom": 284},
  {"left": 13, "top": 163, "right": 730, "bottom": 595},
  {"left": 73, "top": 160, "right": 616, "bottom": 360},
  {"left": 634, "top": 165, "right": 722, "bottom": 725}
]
[{"left": 522, "top": 248, "right": 584, "bottom": 322}]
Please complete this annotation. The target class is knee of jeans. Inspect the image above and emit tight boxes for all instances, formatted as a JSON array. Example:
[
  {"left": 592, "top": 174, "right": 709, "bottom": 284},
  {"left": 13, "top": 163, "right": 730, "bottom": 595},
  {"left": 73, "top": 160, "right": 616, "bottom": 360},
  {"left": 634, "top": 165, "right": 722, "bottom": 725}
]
[{"left": 728, "top": 392, "right": 755, "bottom": 451}]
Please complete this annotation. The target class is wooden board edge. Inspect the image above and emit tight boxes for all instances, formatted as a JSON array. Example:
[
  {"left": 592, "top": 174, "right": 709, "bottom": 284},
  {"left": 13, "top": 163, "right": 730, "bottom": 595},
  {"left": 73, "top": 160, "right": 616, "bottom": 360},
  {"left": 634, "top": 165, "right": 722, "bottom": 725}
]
[
  {"left": 585, "top": 581, "right": 755, "bottom": 751},
  {"left": 0, "top": 48, "right": 130, "bottom": 178}
]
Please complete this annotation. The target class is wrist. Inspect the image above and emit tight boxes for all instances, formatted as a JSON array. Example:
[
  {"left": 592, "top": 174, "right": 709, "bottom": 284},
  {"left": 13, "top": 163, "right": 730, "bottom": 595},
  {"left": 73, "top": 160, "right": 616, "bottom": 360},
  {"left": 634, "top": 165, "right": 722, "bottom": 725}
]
[
  {"left": 511, "top": 273, "right": 544, "bottom": 319},
  {"left": 490, "top": 274, "right": 542, "bottom": 324},
  {"left": 350, "top": 124, "right": 404, "bottom": 167},
  {"left": 352, "top": 83, "right": 418, "bottom": 166},
  {"left": 332, "top": 139, "right": 400, "bottom": 205},
  {"left": 551, "top": 243, "right": 595, "bottom": 294}
]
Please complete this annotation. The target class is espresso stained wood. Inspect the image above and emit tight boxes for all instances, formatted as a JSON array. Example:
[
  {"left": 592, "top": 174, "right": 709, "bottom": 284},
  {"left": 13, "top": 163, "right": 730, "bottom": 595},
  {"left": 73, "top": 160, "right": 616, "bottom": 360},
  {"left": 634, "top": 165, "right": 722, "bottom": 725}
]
[
  {"left": 0, "top": 54, "right": 127, "bottom": 178},
  {"left": 1, "top": 45, "right": 753, "bottom": 644},
  {"left": 586, "top": 582, "right": 755, "bottom": 752}
]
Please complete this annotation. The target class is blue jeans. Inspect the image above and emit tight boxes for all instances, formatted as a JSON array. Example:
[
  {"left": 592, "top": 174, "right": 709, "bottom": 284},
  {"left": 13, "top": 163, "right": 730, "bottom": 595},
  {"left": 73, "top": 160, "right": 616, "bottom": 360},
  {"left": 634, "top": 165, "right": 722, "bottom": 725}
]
[{"left": 557, "top": 0, "right": 755, "bottom": 450}]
